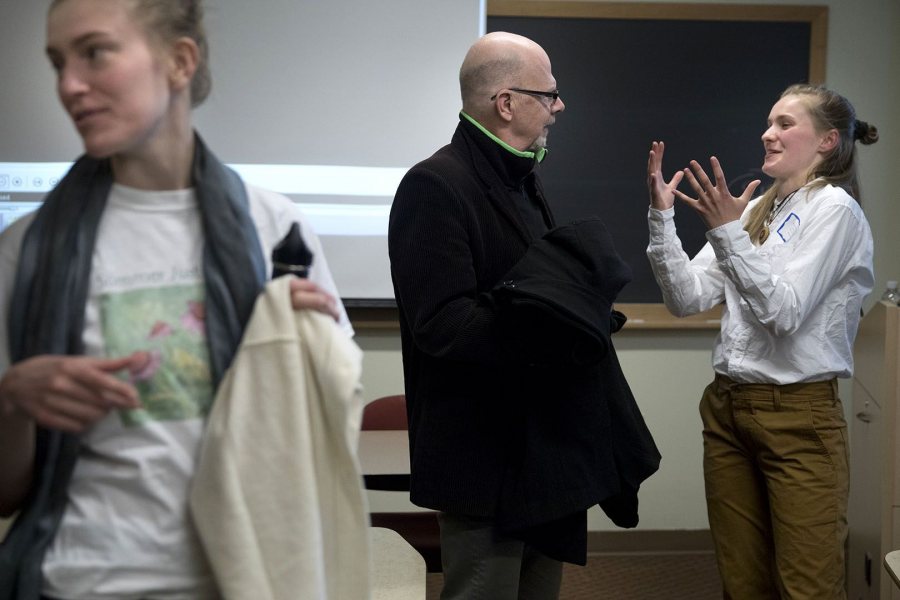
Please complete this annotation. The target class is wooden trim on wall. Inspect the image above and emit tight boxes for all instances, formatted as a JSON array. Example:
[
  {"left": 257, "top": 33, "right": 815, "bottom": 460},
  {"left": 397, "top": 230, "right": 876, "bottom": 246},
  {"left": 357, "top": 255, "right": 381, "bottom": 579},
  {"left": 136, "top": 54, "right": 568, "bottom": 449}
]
[
  {"left": 487, "top": 1, "right": 828, "bottom": 82},
  {"left": 348, "top": 306, "right": 401, "bottom": 331},
  {"left": 617, "top": 303, "right": 722, "bottom": 329},
  {"left": 348, "top": 303, "right": 722, "bottom": 331}
]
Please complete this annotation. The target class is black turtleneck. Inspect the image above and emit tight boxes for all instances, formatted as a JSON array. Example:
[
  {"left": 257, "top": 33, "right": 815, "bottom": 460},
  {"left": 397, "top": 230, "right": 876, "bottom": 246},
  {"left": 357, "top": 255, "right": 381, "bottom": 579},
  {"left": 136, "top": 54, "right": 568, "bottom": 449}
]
[{"left": 459, "top": 116, "right": 552, "bottom": 240}]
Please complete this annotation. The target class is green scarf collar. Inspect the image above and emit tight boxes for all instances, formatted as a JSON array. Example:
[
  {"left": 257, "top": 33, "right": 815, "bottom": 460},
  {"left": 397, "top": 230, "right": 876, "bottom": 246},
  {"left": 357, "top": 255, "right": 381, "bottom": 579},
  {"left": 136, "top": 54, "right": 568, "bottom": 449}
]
[{"left": 460, "top": 111, "right": 547, "bottom": 163}]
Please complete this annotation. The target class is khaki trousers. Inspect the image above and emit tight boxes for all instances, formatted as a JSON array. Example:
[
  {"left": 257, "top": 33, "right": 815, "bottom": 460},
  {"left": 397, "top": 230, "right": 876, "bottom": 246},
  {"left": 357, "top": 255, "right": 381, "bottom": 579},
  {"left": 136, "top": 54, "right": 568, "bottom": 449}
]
[{"left": 700, "top": 375, "right": 848, "bottom": 600}]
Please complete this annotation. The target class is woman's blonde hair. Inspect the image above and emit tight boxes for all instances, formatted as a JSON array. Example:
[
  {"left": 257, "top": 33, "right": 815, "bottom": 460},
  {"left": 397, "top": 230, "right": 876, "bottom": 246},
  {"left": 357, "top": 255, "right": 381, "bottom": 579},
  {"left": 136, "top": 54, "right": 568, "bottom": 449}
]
[
  {"left": 744, "top": 84, "right": 878, "bottom": 244},
  {"left": 50, "top": 0, "right": 211, "bottom": 107}
]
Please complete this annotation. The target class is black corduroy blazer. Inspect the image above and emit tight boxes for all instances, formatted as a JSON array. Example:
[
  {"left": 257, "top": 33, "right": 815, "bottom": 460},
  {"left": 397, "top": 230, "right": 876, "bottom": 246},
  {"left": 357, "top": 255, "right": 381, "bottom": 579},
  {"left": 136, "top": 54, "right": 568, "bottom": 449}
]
[
  {"left": 388, "top": 121, "right": 660, "bottom": 564},
  {"left": 389, "top": 119, "right": 552, "bottom": 519}
]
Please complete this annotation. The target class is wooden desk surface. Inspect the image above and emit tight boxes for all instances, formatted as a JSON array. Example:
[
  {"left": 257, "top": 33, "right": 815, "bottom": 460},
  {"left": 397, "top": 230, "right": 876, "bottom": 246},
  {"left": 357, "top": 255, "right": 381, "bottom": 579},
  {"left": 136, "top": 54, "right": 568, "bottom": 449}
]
[
  {"left": 885, "top": 550, "right": 900, "bottom": 589},
  {"left": 358, "top": 430, "right": 410, "bottom": 476},
  {"left": 370, "top": 527, "right": 426, "bottom": 599}
]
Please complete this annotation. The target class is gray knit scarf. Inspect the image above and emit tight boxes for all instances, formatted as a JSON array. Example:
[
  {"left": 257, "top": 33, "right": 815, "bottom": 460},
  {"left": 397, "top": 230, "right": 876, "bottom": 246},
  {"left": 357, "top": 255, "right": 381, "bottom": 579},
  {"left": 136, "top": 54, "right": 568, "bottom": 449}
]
[{"left": 0, "top": 133, "right": 266, "bottom": 599}]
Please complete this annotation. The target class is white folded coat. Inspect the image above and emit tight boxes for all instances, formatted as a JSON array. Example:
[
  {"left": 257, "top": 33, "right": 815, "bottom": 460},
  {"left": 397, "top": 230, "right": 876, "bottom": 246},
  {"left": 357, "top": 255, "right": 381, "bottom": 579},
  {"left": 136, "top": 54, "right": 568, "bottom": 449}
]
[{"left": 190, "top": 276, "right": 369, "bottom": 600}]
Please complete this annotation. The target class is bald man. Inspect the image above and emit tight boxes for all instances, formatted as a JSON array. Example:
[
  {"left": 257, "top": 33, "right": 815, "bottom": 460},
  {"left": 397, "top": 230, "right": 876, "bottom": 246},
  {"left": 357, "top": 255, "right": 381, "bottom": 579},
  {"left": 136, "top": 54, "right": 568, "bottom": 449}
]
[{"left": 389, "top": 32, "right": 619, "bottom": 599}]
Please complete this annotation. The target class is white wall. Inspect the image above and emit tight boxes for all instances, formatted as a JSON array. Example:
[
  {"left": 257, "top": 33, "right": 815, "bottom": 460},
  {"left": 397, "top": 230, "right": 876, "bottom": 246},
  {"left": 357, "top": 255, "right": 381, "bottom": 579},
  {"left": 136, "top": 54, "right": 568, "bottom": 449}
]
[{"left": 359, "top": 0, "right": 900, "bottom": 532}]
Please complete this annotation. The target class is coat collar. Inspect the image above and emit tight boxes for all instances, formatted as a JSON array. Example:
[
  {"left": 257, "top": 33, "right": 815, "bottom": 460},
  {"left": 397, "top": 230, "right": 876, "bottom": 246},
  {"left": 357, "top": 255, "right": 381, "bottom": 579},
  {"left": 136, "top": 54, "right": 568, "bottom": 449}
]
[
  {"left": 460, "top": 111, "right": 547, "bottom": 165},
  {"left": 452, "top": 116, "right": 554, "bottom": 244}
]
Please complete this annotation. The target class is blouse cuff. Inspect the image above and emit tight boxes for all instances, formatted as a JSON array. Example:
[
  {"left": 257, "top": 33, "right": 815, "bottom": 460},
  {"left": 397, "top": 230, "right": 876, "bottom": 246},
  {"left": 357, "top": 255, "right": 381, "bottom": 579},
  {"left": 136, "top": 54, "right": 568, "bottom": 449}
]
[
  {"left": 647, "top": 206, "right": 676, "bottom": 245},
  {"left": 706, "top": 220, "right": 752, "bottom": 260}
]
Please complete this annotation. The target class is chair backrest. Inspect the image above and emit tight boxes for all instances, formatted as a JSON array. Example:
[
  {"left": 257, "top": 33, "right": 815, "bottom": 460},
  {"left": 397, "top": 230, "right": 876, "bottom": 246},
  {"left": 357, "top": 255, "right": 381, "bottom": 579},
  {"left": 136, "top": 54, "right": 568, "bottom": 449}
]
[
  {"left": 361, "top": 394, "right": 408, "bottom": 431},
  {"left": 359, "top": 394, "right": 442, "bottom": 572}
]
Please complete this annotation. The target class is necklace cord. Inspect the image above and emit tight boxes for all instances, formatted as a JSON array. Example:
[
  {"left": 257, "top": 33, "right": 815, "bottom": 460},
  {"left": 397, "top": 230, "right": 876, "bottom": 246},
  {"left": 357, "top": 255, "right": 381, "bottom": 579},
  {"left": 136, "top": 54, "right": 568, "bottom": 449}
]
[{"left": 765, "top": 188, "right": 801, "bottom": 228}]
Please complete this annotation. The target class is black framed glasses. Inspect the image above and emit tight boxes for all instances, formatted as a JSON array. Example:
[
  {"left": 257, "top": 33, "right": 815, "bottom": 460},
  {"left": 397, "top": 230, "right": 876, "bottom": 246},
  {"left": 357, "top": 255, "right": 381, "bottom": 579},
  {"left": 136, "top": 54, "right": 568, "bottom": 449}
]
[{"left": 490, "top": 88, "right": 560, "bottom": 104}]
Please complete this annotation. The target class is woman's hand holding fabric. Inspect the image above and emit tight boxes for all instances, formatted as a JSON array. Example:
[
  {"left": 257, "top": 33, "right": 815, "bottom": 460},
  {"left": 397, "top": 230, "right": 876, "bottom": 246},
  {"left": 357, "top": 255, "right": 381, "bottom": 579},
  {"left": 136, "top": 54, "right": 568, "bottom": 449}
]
[{"left": 289, "top": 277, "right": 339, "bottom": 321}]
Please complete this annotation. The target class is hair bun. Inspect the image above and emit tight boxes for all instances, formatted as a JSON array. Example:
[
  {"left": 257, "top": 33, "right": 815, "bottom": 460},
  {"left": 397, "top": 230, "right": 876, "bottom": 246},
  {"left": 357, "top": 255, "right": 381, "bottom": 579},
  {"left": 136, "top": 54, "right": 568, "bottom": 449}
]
[{"left": 854, "top": 119, "right": 879, "bottom": 145}]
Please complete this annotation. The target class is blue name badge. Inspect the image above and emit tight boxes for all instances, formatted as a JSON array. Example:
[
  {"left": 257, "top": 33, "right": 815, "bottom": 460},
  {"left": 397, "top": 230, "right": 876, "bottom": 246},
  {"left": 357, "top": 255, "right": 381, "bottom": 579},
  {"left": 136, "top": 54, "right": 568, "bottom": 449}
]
[{"left": 777, "top": 212, "right": 800, "bottom": 243}]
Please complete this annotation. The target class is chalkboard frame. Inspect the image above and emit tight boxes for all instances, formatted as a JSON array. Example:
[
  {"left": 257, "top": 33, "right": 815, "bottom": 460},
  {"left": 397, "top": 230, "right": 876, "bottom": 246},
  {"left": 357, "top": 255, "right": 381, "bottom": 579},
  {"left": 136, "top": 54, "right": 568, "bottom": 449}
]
[
  {"left": 350, "top": 2, "right": 828, "bottom": 330},
  {"left": 488, "top": 1, "right": 827, "bottom": 84}
]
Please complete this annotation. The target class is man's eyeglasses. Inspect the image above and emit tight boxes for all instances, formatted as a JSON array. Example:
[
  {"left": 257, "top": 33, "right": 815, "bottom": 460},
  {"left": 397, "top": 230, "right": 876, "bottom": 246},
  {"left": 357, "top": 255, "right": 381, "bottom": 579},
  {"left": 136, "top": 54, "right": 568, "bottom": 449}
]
[{"left": 490, "top": 88, "right": 560, "bottom": 104}]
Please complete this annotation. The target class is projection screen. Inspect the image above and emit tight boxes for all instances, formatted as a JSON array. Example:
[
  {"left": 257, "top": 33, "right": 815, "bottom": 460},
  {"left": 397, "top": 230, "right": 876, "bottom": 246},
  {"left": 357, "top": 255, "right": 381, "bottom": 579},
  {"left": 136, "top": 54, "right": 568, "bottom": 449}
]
[{"left": 0, "top": 0, "right": 485, "bottom": 304}]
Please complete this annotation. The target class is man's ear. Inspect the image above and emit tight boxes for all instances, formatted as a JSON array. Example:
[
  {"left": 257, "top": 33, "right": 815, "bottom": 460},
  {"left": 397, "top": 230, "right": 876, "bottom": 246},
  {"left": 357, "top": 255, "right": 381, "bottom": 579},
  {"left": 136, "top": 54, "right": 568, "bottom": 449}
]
[
  {"left": 819, "top": 128, "right": 839, "bottom": 153},
  {"left": 495, "top": 91, "right": 514, "bottom": 123},
  {"left": 168, "top": 37, "right": 199, "bottom": 95}
]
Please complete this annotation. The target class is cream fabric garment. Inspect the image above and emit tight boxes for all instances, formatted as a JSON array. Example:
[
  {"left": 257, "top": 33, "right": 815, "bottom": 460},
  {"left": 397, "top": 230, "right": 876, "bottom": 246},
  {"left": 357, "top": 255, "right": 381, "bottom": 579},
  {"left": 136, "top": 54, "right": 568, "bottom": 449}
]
[{"left": 190, "top": 276, "right": 369, "bottom": 599}]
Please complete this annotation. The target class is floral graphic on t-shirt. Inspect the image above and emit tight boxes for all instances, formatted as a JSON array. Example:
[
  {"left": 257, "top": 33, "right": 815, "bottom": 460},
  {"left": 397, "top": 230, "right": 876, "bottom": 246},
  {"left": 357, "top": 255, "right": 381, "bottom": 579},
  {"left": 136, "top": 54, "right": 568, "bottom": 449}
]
[
  {"left": 99, "top": 284, "right": 212, "bottom": 427},
  {"left": 148, "top": 321, "right": 172, "bottom": 340},
  {"left": 181, "top": 300, "right": 205, "bottom": 335},
  {"left": 129, "top": 349, "right": 162, "bottom": 382}
]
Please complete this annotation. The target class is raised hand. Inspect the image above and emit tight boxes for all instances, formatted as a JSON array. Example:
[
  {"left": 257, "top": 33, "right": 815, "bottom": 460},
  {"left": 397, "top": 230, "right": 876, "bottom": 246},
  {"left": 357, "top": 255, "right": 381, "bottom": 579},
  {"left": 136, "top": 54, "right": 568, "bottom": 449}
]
[
  {"left": 647, "top": 141, "right": 684, "bottom": 211},
  {"left": 676, "top": 156, "right": 761, "bottom": 230}
]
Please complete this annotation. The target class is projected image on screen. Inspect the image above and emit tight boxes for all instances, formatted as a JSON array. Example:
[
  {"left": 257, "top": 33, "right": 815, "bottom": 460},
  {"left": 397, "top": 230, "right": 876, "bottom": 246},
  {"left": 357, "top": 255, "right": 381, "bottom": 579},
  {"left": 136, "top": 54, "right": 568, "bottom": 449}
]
[
  {"left": 0, "top": 161, "right": 403, "bottom": 302},
  {"left": 0, "top": 164, "right": 60, "bottom": 231},
  {"left": 0, "top": 1, "right": 483, "bottom": 303}
]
